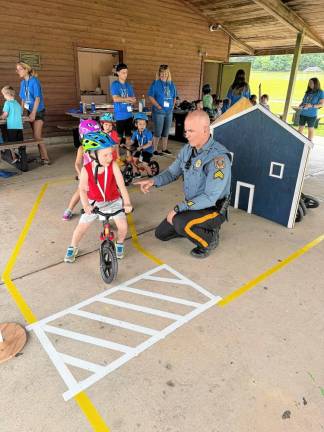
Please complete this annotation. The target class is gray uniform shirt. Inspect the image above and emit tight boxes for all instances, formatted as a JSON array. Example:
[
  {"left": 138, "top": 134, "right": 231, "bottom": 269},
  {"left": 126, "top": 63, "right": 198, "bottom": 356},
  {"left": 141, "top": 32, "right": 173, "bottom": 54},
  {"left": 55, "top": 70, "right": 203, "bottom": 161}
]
[{"left": 153, "top": 136, "right": 231, "bottom": 212}]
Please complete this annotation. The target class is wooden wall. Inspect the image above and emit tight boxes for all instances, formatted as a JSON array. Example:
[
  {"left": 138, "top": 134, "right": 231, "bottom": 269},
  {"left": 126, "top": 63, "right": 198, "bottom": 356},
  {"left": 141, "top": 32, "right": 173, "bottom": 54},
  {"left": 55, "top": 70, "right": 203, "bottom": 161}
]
[{"left": 0, "top": 0, "right": 229, "bottom": 136}]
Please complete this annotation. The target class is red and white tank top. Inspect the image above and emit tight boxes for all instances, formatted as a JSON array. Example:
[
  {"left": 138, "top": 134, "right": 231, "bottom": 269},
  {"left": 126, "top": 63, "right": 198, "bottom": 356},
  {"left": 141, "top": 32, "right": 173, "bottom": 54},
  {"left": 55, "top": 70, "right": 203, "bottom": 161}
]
[{"left": 85, "top": 162, "right": 120, "bottom": 202}]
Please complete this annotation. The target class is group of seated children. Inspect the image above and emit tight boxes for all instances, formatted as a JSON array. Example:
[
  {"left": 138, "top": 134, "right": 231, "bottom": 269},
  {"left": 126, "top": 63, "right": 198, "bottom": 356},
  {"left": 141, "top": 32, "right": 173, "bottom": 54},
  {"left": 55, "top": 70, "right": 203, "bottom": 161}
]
[{"left": 63, "top": 111, "right": 154, "bottom": 263}]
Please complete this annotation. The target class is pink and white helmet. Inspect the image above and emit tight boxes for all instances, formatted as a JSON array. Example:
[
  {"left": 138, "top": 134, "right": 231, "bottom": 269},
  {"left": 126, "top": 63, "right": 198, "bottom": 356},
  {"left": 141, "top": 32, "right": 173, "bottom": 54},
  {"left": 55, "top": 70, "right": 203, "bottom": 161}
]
[{"left": 79, "top": 119, "right": 100, "bottom": 138}]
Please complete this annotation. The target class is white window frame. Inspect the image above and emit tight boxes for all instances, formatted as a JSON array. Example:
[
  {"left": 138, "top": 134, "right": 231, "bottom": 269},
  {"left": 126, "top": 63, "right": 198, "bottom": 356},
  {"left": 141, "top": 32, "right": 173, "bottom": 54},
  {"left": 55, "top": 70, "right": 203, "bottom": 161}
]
[
  {"left": 234, "top": 181, "right": 255, "bottom": 214},
  {"left": 269, "top": 162, "right": 285, "bottom": 179}
]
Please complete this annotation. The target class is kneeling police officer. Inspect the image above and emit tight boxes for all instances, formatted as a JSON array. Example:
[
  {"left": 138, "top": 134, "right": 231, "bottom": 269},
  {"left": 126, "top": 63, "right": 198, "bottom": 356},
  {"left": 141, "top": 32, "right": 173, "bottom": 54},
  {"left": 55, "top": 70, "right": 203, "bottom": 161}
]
[{"left": 135, "top": 110, "right": 231, "bottom": 258}]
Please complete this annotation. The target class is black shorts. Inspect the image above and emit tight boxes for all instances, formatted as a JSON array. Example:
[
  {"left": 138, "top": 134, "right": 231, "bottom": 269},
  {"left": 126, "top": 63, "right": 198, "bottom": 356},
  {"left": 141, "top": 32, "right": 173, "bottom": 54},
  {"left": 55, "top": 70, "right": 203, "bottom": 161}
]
[
  {"left": 7, "top": 129, "right": 24, "bottom": 142},
  {"left": 116, "top": 117, "right": 133, "bottom": 138},
  {"left": 27, "top": 109, "right": 46, "bottom": 121},
  {"left": 133, "top": 150, "right": 153, "bottom": 163},
  {"left": 299, "top": 115, "right": 317, "bottom": 128}
]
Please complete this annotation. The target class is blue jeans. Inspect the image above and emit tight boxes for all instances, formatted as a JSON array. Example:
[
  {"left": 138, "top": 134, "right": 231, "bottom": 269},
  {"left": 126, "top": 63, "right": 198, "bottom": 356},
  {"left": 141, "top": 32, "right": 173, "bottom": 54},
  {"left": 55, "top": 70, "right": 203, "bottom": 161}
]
[{"left": 152, "top": 110, "right": 173, "bottom": 138}]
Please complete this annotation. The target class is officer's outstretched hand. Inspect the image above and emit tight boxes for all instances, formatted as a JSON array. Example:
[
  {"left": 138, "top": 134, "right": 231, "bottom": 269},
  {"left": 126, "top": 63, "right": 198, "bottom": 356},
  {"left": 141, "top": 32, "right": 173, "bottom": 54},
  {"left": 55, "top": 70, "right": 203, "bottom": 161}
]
[{"left": 134, "top": 179, "right": 155, "bottom": 194}]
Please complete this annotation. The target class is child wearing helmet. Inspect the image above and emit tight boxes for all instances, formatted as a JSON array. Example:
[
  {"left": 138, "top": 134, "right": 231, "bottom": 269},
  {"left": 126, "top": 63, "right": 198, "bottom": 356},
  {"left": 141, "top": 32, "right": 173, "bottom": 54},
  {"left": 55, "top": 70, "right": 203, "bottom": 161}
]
[
  {"left": 62, "top": 119, "right": 101, "bottom": 221},
  {"left": 99, "top": 112, "right": 121, "bottom": 161},
  {"left": 130, "top": 112, "right": 154, "bottom": 177},
  {"left": 64, "top": 131, "right": 132, "bottom": 263}
]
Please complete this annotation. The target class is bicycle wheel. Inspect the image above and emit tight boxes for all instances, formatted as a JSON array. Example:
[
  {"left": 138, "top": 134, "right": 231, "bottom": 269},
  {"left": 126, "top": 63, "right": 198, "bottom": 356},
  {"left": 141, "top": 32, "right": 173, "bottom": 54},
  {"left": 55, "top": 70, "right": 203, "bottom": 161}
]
[
  {"left": 99, "top": 240, "right": 118, "bottom": 284},
  {"left": 301, "top": 193, "right": 320, "bottom": 209},
  {"left": 149, "top": 160, "right": 160, "bottom": 176},
  {"left": 123, "top": 164, "right": 133, "bottom": 186}
]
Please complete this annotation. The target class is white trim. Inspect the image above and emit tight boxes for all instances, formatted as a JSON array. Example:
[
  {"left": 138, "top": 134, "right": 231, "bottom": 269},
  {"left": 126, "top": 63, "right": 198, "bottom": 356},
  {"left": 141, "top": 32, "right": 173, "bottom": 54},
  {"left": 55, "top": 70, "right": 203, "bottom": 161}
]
[
  {"left": 58, "top": 353, "right": 105, "bottom": 374},
  {"left": 30, "top": 265, "right": 222, "bottom": 401},
  {"left": 229, "top": 152, "right": 234, "bottom": 165},
  {"left": 43, "top": 325, "right": 133, "bottom": 354},
  {"left": 119, "top": 286, "right": 202, "bottom": 307},
  {"left": 211, "top": 103, "right": 313, "bottom": 150},
  {"left": 62, "top": 297, "right": 221, "bottom": 401},
  {"left": 70, "top": 309, "right": 158, "bottom": 336},
  {"left": 234, "top": 181, "right": 255, "bottom": 214},
  {"left": 287, "top": 144, "right": 311, "bottom": 228},
  {"left": 33, "top": 327, "right": 77, "bottom": 390},
  {"left": 269, "top": 162, "right": 285, "bottom": 179},
  {"left": 98, "top": 298, "right": 183, "bottom": 321}
]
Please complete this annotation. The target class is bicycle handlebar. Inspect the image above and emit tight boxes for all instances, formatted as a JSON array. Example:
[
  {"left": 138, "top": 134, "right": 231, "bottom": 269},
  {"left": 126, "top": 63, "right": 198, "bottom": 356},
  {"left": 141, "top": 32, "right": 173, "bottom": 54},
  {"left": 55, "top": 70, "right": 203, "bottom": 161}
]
[{"left": 81, "top": 207, "right": 133, "bottom": 218}]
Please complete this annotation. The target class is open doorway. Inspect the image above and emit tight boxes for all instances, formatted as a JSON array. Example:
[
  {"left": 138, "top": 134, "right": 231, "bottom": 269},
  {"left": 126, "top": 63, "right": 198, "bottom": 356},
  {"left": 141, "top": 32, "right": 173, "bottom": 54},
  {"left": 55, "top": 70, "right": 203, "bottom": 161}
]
[
  {"left": 202, "top": 60, "right": 221, "bottom": 98},
  {"left": 77, "top": 47, "right": 122, "bottom": 105}
]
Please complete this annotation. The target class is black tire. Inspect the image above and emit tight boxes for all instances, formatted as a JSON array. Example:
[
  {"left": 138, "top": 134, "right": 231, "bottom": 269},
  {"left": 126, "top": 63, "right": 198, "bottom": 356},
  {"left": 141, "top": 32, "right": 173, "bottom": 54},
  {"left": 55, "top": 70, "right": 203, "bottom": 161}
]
[
  {"left": 149, "top": 160, "right": 159, "bottom": 177},
  {"left": 99, "top": 240, "right": 118, "bottom": 284},
  {"left": 295, "top": 204, "right": 305, "bottom": 223},
  {"left": 301, "top": 193, "right": 320, "bottom": 209},
  {"left": 299, "top": 199, "right": 307, "bottom": 215},
  {"left": 123, "top": 164, "right": 133, "bottom": 186}
]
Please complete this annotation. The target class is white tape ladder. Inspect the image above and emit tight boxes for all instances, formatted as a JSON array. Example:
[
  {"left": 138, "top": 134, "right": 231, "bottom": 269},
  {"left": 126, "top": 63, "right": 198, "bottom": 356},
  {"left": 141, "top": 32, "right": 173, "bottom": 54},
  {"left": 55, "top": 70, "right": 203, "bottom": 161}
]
[{"left": 27, "top": 264, "right": 222, "bottom": 401}]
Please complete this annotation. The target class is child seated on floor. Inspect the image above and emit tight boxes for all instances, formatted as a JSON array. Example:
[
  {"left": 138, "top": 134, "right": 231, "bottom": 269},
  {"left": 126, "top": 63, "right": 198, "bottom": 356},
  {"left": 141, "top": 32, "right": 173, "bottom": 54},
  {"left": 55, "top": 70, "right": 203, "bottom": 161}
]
[
  {"left": 64, "top": 131, "right": 132, "bottom": 263},
  {"left": 213, "top": 99, "right": 223, "bottom": 118},
  {"left": 129, "top": 112, "right": 154, "bottom": 178}
]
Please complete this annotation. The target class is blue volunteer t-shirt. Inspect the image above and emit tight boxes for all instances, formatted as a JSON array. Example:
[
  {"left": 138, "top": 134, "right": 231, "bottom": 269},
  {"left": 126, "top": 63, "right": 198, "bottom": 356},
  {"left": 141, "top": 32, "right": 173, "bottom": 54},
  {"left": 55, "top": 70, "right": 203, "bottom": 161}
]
[
  {"left": 226, "top": 86, "right": 250, "bottom": 106},
  {"left": 300, "top": 90, "right": 324, "bottom": 117},
  {"left": 3, "top": 100, "right": 23, "bottom": 130},
  {"left": 19, "top": 76, "right": 45, "bottom": 112},
  {"left": 131, "top": 128, "right": 154, "bottom": 153},
  {"left": 148, "top": 80, "right": 177, "bottom": 113},
  {"left": 111, "top": 80, "right": 135, "bottom": 121}
]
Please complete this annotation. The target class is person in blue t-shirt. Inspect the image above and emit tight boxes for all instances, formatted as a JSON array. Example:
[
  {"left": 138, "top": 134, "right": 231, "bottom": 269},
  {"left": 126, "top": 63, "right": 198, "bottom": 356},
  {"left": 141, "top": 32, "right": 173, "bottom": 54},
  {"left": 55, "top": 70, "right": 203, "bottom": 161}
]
[
  {"left": 1, "top": 85, "right": 24, "bottom": 165},
  {"left": 226, "top": 69, "right": 250, "bottom": 107},
  {"left": 129, "top": 112, "right": 154, "bottom": 177},
  {"left": 148, "top": 64, "right": 177, "bottom": 155},
  {"left": 298, "top": 77, "right": 324, "bottom": 142},
  {"left": 17, "top": 61, "right": 50, "bottom": 164},
  {"left": 110, "top": 63, "right": 136, "bottom": 149}
]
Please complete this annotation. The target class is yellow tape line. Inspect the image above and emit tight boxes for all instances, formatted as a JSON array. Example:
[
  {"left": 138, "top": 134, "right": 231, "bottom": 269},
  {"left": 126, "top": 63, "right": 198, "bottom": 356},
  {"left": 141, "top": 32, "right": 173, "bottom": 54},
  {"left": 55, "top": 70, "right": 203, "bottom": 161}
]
[
  {"left": 1, "top": 180, "right": 111, "bottom": 432},
  {"left": 127, "top": 213, "right": 164, "bottom": 265},
  {"left": 75, "top": 392, "right": 110, "bottom": 431},
  {"left": 218, "top": 233, "right": 324, "bottom": 307}
]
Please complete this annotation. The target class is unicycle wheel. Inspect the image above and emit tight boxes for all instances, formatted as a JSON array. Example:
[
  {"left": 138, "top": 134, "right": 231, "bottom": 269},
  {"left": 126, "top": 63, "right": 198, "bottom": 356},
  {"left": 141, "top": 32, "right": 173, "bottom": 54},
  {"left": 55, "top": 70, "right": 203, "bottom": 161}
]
[
  {"left": 148, "top": 160, "right": 160, "bottom": 176},
  {"left": 100, "top": 240, "right": 118, "bottom": 284}
]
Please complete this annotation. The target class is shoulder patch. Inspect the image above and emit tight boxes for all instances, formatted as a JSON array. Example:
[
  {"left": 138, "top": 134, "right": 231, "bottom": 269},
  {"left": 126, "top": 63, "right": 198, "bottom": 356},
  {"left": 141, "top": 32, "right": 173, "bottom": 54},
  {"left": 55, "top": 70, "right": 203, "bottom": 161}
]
[
  {"left": 214, "top": 156, "right": 225, "bottom": 170},
  {"left": 186, "top": 200, "right": 195, "bottom": 207},
  {"left": 214, "top": 170, "right": 224, "bottom": 180}
]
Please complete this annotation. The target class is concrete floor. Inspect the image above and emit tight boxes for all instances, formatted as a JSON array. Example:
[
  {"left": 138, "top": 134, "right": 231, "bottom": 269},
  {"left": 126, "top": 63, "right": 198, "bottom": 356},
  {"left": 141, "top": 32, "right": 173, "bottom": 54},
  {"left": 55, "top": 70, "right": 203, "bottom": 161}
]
[{"left": 1, "top": 136, "right": 324, "bottom": 432}]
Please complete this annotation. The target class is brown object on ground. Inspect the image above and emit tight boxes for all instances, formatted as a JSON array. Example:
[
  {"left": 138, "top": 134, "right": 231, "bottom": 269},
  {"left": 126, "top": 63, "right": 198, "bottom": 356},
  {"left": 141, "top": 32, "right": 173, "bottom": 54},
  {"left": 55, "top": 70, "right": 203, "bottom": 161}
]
[
  {"left": 211, "top": 97, "right": 252, "bottom": 126},
  {"left": 0, "top": 322, "right": 27, "bottom": 364}
]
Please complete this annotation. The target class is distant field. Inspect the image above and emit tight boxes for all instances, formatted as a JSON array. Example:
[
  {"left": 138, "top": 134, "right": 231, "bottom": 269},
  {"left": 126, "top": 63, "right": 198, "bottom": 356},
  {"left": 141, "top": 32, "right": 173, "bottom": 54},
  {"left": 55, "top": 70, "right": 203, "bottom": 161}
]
[{"left": 249, "top": 71, "right": 324, "bottom": 136}]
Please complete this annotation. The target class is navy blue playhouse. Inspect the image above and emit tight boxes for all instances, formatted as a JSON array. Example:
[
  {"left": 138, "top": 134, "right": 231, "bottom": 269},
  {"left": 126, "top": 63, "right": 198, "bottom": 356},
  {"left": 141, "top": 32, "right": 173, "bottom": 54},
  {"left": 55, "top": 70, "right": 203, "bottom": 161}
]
[{"left": 211, "top": 105, "right": 313, "bottom": 228}]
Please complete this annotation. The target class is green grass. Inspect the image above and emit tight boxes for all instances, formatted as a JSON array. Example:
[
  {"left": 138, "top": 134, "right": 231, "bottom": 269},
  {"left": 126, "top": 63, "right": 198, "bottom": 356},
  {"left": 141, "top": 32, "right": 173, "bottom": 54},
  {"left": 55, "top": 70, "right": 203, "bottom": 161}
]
[{"left": 249, "top": 71, "right": 324, "bottom": 137}]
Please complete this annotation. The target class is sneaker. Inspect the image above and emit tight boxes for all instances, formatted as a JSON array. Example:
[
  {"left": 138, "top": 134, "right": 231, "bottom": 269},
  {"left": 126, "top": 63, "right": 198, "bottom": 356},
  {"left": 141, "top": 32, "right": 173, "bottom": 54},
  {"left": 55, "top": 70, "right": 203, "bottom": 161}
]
[
  {"left": 64, "top": 246, "right": 79, "bottom": 263},
  {"left": 162, "top": 149, "right": 172, "bottom": 155},
  {"left": 11, "top": 159, "right": 19, "bottom": 164},
  {"left": 153, "top": 150, "right": 162, "bottom": 156},
  {"left": 115, "top": 242, "right": 124, "bottom": 259},
  {"left": 62, "top": 209, "right": 73, "bottom": 221}
]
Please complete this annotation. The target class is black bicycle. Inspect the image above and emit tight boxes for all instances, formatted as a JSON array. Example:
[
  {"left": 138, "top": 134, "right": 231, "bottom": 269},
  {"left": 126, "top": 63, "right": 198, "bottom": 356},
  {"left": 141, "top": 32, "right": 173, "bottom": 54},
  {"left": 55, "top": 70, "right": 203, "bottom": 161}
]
[{"left": 88, "top": 207, "right": 125, "bottom": 284}]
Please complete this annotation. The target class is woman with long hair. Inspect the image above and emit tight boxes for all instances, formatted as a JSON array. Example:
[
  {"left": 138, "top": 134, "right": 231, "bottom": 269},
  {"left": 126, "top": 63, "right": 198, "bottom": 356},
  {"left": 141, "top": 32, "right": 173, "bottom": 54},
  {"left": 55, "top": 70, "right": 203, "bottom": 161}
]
[
  {"left": 298, "top": 77, "right": 324, "bottom": 142},
  {"left": 16, "top": 61, "right": 50, "bottom": 164},
  {"left": 226, "top": 69, "right": 250, "bottom": 107},
  {"left": 148, "top": 64, "right": 177, "bottom": 155}
]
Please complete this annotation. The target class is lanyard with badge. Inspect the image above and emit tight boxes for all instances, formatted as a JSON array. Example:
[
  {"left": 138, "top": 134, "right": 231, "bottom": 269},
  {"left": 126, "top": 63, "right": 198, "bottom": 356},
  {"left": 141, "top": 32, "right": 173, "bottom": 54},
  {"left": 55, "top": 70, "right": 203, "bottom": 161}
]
[
  {"left": 138, "top": 132, "right": 145, "bottom": 162},
  {"left": 121, "top": 83, "right": 132, "bottom": 112},
  {"left": 24, "top": 78, "right": 31, "bottom": 110},
  {"left": 93, "top": 165, "right": 108, "bottom": 201},
  {"left": 162, "top": 81, "right": 171, "bottom": 108}
]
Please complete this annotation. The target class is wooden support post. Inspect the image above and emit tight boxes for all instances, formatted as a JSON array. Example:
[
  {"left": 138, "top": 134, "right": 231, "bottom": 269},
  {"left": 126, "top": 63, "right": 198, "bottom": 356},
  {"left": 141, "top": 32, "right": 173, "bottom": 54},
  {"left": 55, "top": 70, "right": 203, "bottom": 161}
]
[{"left": 282, "top": 31, "right": 305, "bottom": 122}]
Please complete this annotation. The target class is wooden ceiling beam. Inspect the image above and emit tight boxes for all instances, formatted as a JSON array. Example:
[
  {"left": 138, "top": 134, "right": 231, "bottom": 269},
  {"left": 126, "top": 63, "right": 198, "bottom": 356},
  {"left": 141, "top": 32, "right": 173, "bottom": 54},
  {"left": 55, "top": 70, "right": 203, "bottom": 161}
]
[{"left": 252, "top": 0, "right": 324, "bottom": 48}]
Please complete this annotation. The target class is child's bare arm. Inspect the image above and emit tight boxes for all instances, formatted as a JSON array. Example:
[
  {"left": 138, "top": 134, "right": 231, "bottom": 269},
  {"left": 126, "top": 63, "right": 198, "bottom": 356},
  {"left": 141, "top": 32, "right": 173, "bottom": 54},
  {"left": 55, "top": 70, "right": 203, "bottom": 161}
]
[
  {"left": 112, "top": 162, "right": 132, "bottom": 212},
  {"left": 79, "top": 167, "right": 92, "bottom": 213},
  {"left": 0, "top": 111, "right": 8, "bottom": 120},
  {"left": 74, "top": 146, "right": 84, "bottom": 177},
  {"left": 141, "top": 140, "right": 153, "bottom": 150}
]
